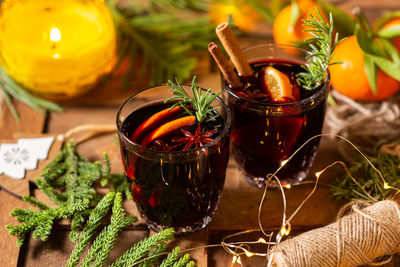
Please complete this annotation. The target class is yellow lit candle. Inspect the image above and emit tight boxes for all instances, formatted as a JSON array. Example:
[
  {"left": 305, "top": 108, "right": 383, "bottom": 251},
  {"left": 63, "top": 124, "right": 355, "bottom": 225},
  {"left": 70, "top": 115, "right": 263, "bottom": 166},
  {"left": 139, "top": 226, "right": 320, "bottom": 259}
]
[{"left": 0, "top": 0, "right": 117, "bottom": 100}]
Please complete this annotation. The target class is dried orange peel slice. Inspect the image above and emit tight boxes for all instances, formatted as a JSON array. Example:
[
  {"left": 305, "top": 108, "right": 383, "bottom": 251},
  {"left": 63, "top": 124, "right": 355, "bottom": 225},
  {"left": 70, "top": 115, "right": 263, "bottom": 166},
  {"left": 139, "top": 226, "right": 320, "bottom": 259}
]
[
  {"left": 263, "top": 66, "right": 294, "bottom": 102},
  {"left": 141, "top": 116, "right": 196, "bottom": 147},
  {"left": 131, "top": 106, "right": 182, "bottom": 142}
]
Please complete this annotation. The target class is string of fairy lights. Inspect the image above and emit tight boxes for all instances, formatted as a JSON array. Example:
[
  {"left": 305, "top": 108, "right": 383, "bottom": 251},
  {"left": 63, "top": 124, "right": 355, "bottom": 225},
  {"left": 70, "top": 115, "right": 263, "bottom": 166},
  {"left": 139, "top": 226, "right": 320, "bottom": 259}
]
[{"left": 128, "top": 133, "right": 399, "bottom": 267}]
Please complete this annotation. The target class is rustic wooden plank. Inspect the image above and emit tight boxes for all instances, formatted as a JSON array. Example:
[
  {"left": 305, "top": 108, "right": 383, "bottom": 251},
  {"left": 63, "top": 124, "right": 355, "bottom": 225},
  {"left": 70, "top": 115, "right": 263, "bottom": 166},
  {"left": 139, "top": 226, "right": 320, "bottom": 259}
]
[
  {"left": 0, "top": 100, "right": 45, "bottom": 139},
  {"left": 19, "top": 229, "right": 149, "bottom": 266},
  {"left": 158, "top": 229, "right": 209, "bottom": 266},
  {"left": 0, "top": 189, "right": 33, "bottom": 267}
]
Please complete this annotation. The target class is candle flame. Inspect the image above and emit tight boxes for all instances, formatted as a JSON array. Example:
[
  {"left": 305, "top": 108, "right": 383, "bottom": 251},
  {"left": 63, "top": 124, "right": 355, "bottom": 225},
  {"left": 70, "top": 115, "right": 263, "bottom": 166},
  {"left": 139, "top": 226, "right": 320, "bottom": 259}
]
[{"left": 50, "top": 27, "right": 61, "bottom": 42}]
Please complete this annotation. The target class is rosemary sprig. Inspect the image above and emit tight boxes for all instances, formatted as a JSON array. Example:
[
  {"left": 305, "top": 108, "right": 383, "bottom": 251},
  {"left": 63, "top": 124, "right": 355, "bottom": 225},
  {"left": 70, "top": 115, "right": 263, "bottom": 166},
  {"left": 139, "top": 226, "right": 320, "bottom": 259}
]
[
  {"left": 296, "top": 10, "right": 344, "bottom": 90},
  {"left": 165, "top": 76, "right": 220, "bottom": 124}
]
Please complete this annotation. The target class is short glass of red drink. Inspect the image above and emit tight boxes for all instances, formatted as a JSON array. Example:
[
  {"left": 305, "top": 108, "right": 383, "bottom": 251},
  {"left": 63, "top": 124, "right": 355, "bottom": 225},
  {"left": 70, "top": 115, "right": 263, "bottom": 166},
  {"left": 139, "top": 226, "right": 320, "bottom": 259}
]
[
  {"left": 117, "top": 84, "right": 231, "bottom": 233},
  {"left": 221, "top": 44, "right": 330, "bottom": 187}
]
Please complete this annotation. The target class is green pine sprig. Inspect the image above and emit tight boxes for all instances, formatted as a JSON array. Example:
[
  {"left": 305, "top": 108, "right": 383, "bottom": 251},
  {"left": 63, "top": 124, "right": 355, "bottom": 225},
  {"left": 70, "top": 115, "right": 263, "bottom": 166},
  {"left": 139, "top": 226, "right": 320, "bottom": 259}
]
[
  {"left": 7, "top": 140, "right": 196, "bottom": 266},
  {"left": 110, "top": 228, "right": 175, "bottom": 267},
  {"left": 6, "top": 141, "right": 113, "bottom": 247},
  {"left": 81, "top": 193, "right": 137, "bottom": 267},
  {"left": 107, "top": 0, "right": 215, "bottom": 86},
  {"left": 296, "top": 10, "right": 344, "bottom": 90},
  {"left": 101, "top": 173, "right": 133, "bottom": 200},
  {"left": 7, "top": 199, "right": 89, "bottom": 247},
  {"left": 67, "top": 192, "right": 116, "bottom": 267},
  {"left": 165, "top": 76, "right": 220, "bottom": 124},
  {"left": 160, "top": 247, "right": 181, "bottom": 267},
  {"left": 0, "top": 66, "right": 62, "bottom": 122},
  {"left": 330, "top": 151, "right": 400, "bottom": 202}
]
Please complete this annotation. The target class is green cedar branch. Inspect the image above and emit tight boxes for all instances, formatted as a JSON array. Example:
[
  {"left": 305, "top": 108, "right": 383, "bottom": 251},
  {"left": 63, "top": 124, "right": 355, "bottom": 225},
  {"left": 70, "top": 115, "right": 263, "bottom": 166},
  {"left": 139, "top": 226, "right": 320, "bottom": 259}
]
[
  {"left": 110, "top": 228, "right": 175, "bottom": 267},
  {"left": 67, "top": 192, "right": 116, "bottom": 267}
]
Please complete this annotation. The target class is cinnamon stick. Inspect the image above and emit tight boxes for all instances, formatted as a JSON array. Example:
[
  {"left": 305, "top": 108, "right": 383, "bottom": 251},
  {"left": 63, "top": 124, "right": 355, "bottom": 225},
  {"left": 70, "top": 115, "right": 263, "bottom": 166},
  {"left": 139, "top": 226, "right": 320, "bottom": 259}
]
[
  {"left": 215, "top": 22, "right": 253, "bottom": 77},
  {"left": 208, "top": 42, "right": 242, "bottom": 89}
]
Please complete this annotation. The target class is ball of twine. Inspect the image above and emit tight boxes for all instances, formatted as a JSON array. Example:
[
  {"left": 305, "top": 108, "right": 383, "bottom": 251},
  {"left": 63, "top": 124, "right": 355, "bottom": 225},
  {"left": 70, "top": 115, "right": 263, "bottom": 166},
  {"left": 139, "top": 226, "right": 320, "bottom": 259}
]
[
  {"left": 325, "top": 90, "right": 400, "bottom": 157},
  {"left": 268, "top": 200, "right": 400, "bottom": 267}
]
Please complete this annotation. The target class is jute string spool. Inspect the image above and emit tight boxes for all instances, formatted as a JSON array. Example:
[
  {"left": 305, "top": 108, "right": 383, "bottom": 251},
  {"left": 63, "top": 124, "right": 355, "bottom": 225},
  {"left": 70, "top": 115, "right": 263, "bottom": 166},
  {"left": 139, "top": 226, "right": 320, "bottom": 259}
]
[{"left": 267, "top": 200, "right": 400, "bottom": 267}]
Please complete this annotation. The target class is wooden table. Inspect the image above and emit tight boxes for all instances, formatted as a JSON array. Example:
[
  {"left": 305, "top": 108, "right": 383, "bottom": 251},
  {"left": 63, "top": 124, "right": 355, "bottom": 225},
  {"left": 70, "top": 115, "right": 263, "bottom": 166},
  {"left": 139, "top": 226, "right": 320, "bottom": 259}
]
[{"left": 1, "top": 1, "right": 400, "bottom": 265}]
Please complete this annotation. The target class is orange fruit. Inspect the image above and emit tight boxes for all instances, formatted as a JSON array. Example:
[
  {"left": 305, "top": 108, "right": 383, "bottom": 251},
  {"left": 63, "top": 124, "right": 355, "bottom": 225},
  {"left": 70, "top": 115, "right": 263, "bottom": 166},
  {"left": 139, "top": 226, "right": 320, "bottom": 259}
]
[
  {"left": 381, "top": 18, "right": 400, "bottom": 51},
  {"left": 209, "top": 1, "right": 261, "bottom": 32},
  {"left": 329, "top": 36, "right": 400, "bottom": 101},
  {"left": 273, "top": 0, "right": 326, "bottom": 46},
  {"left": 141, "top": 116, "right": 196, "bottom": 147},
  {"left": 262, "top": 66, "right": 296, "bottom": 102}
]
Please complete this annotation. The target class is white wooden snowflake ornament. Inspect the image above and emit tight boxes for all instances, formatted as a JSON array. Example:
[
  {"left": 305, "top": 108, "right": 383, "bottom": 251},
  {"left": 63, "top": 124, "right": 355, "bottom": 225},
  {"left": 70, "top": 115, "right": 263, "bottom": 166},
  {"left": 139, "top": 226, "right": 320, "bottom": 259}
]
[{"left": 0, "top": 136, "right": 54, "bottom": 179}]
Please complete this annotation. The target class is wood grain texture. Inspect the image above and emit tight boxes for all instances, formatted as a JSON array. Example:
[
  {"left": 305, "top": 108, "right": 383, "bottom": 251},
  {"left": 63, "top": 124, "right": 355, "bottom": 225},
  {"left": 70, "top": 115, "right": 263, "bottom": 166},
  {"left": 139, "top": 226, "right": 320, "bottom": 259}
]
[
  {"left": 0, "top": 100, "right": 45, "bottom": 140},
  {"left": 19, "top": 230, "right": 149, "bottom": 266},
  {"left": 0, "top": 189, "right": 32, "bottom": 267}
]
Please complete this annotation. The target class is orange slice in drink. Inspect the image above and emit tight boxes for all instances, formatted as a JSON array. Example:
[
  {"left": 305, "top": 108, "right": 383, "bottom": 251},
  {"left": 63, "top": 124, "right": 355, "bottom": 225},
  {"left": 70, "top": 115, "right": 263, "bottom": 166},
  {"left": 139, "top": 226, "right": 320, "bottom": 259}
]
[
  {"left": 131, "top": 106, "right": 182, "bottom": 143},
  {"left": 262, "top": 66, "right": 295, "bottom": 102},
  {"left": 141, "top": 116, "right": 196, "bottom": 147}
]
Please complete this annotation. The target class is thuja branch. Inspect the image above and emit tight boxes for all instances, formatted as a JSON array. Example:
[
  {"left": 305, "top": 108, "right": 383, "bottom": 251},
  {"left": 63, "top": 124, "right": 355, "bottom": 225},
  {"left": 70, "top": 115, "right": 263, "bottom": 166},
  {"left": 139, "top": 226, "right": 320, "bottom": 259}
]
[
  {"left": 6, "top": 141, "right": 121, "bottom": 247},
  {"left": 6, "top": 140, "right": 196, "bottom": 266}
]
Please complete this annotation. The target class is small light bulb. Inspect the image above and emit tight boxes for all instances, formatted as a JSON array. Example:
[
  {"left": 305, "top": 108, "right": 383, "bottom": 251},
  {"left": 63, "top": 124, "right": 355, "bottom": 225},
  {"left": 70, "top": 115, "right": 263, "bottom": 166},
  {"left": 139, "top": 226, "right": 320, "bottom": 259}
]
[
  {"left": 245, "top": 250, "right": 254, "bottom": 257},
  {"left": 384, "top": 182, "right": 390, "bottom": 189},
  {"left": 258, "top": 238, "right": 267, "bottom": 244},
  {"left": 284, "top": 228, "right": 291, "bottom": 236},
  {"left": 280, "top": 226, "right": 287, "bottom": 236},
  {"left": 284, "top": 184, "right": 291, "bottom": 189},
  {"left": 232, "top": 256, "right": 237, "bottom": 264},
  {"left": 315, "top": 171, "right": 322, "bottom": 178},
  {"left": 281, "top": 159, "right": 288, "bottom": 167}
]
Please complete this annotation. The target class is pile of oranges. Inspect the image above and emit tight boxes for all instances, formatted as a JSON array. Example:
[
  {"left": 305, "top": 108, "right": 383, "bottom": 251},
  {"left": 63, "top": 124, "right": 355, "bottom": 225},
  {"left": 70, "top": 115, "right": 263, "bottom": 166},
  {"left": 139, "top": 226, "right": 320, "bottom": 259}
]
[{"left": 272, "top": 0, "right": 400, "bottom": 102}]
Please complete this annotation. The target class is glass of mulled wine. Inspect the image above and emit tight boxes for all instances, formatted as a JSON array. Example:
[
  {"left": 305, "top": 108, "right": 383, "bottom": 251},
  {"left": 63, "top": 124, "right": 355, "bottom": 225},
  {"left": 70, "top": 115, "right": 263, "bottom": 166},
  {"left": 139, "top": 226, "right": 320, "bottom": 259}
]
[
  {"left": 117, "top": 84, "right": 231, "bottom": 234},
  {"left": 221, "top": 44, "right": 329, "bottom": 187}
]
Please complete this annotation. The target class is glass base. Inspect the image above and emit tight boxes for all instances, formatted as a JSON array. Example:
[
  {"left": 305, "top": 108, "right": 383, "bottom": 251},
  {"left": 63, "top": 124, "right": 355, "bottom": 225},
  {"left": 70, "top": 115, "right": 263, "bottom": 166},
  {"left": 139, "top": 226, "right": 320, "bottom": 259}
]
[
  {"left": 145, "top": 215, "right": 213, "bottom": 235},
  {"left": 243, "top": 170, "right": 308, "bottom": 188}
]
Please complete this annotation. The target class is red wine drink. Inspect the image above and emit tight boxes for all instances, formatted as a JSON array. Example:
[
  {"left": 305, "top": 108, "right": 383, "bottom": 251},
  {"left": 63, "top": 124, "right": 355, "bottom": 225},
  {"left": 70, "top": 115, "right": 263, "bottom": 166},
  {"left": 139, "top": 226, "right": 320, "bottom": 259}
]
[
  {"left": 221, "top": 44, "right": 329, "bottom": 187},
  {"left": 117, "top": 84, "right": 231, "bottom": 233}
]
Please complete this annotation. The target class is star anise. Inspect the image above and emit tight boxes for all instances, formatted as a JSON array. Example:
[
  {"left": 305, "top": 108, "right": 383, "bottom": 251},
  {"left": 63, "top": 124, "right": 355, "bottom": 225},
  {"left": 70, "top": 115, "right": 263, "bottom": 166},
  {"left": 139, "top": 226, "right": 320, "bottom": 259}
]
[
  {"left": 151, "top": 139, "right": 181, "bottom": 152},
  {"left": 235, "top": 89, "right": 268, "bottom": 101},
  {"left": 171, "top": 124, "right": 218, "bottom": 150}
]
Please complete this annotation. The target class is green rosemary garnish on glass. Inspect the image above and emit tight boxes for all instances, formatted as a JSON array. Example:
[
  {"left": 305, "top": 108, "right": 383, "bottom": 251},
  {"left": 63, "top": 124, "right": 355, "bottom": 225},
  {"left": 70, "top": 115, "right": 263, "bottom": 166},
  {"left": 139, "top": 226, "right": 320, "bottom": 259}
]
[
  {"left": 296, "top": 10, "right": 344, "bottom": 90},
  {"left": 165, "top": 76, "right": 220, "bottom": 123}
]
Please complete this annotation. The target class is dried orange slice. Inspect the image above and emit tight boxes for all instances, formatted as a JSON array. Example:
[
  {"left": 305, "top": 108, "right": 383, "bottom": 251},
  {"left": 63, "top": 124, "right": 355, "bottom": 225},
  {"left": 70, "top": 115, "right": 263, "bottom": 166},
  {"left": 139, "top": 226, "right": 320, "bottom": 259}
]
[
  {"left": 131, "top": 106, "right": 182, "bottom": 143},
  {"left": 141, "top": 116, "right": 196, "bottom": 147},
  {"left": 263, "top": 66, "right": 294, "bottom": 102}
]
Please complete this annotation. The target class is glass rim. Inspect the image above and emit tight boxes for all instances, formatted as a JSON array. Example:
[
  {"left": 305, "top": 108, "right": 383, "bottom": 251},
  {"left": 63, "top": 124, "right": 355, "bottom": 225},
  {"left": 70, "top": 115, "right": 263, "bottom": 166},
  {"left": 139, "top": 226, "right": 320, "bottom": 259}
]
[
  {"left": 116, "top": 84, "right": 231, "bottom": 155},
  {"left": 222, "top": 42, "right": 330, "bottom": 107}
]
